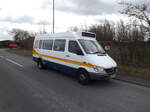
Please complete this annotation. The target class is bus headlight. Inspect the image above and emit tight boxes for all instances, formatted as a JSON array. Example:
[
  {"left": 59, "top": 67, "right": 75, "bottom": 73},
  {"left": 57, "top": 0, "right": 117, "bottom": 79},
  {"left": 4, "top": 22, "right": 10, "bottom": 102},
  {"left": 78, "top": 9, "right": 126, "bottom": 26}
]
[{"left": 93, "top": 67, "right": 105, "bottom": 73}]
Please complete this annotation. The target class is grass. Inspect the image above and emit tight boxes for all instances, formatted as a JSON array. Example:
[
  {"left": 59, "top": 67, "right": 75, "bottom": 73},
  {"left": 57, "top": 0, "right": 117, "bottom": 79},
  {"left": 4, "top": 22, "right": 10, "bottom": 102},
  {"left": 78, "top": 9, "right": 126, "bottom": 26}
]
[
  {"left": 6, "top": 48, "right": 32, "bottom": 56},
  {"left": 118, "top": 65, "right": 150, "bottom": 79}
]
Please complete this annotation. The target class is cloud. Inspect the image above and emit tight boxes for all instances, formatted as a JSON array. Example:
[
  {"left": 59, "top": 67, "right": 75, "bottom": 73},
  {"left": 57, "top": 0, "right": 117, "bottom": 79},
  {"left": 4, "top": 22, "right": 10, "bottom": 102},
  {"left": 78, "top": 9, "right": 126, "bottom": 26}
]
[
  {"left": 37, "top": 20, "right": 51, "bottom": 25},
  {"left": 0, "top": 15, "right": 51, "bottom": 25},
  {"left": 0, "top": 16, "right": 35, "bottom": 24},
  {"left": 0, "top": 27, "right": 13, "bottom": 41},
  {"left": 41, "top": 0, "right": 52, "bottom": 9},
  {"left": 42, "top": 0, "right": 118, "bottom": 15}
]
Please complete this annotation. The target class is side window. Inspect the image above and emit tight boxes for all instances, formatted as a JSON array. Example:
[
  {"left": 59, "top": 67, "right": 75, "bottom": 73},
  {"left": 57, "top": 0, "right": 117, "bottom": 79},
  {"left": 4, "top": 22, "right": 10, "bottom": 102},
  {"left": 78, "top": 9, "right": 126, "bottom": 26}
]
[
  {"left": 42, "top": 40, "right": 46, "bottom": 49},
  {"left": 39, "top": 40, "right": 43, "bottom": 49},
  {"left": 68, "top": 40, "right": 83, "bottom": 55},
  {"left": 34, "top": 40, "right": 38, "bottom": 49},
  {"left": 36, "top": 40, "right": 39, "bottom": 48},
  {"left": 46, "top": 40, "right": 53, "bottom": 50},
  {"left": 42, "top": 40, "right": 53, "bottom": 50},
  {"left": 53, "top": 39, "right": 66, "bottom": 52}
]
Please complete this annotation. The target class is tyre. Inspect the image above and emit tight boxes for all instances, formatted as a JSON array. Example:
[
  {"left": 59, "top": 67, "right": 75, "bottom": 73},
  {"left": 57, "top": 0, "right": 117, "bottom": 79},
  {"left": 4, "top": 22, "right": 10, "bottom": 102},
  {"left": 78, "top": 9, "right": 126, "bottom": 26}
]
[
  {"left": 77, "top": 69, "right": 91, "bottom": 85},
  {"left": 37, "top": 61, "right": 46, "bottom": 69}
]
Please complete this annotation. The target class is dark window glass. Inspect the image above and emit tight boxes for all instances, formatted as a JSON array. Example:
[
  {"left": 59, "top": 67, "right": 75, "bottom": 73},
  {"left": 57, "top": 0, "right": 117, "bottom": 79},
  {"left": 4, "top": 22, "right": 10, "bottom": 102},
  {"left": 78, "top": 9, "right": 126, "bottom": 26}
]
[
  {"left": 47, "top": 40, "right": 53, "bottom": 50},
  {"left": 39, "top": 40, "right": 43, "bottom": 49},
  {"left": 34, "top": 40, "right": 39, "bottom": 49},
  {"left": 42, "top": 40, "right": 46, "bottom": 49},
  {"left": 42, "top": 40, "right": 53, "bottom": 50},
  {"left": 53, "top": 39, "right": 66, "bottom": 52},
  {"left": 68, "top": 40, "right": 83, "bottom": 55},
  {"left": 78, "top": 39, "right": 105, "bottom": 54}
]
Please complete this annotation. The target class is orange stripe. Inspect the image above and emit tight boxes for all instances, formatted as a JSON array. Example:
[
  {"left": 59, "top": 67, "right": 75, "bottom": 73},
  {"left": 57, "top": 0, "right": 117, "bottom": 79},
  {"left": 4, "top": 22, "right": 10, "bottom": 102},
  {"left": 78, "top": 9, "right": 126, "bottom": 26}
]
[{"left": 32, "top": 49, "right": 103, "bottom": 68}]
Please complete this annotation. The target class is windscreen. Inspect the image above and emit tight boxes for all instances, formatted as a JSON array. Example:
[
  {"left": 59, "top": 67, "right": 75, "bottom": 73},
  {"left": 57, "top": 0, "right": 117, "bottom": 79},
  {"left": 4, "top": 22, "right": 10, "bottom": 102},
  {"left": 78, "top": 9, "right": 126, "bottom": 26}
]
[{"left": 78, "top": 39, "right": 105, "bottom": 54}]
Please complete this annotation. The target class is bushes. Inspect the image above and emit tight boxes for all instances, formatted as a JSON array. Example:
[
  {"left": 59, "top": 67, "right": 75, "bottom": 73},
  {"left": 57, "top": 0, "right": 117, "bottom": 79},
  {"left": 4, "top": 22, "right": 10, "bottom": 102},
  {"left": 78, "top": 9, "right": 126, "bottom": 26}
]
[
  {"left": 0, "top": 40, "right": 11, "bottom": 48},
  {"left": 19, "top": 37, "right": 34, "bottom": 50},
  {"left": 105, "top": 41, "right": 150, "bottom": 67},
  {"left": 9, "top": 28, "right": 35, "bottom": 50}
]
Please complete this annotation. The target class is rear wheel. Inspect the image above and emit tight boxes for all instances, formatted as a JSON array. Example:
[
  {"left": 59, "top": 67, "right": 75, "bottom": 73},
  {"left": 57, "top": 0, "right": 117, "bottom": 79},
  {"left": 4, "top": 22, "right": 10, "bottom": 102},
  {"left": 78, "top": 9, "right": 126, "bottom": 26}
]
[
  {"left": 77, "top": 69, "right": 91, "bottom": 85},
  {"left": 37, "top": 61, "right": 46, "bottom": 69}
]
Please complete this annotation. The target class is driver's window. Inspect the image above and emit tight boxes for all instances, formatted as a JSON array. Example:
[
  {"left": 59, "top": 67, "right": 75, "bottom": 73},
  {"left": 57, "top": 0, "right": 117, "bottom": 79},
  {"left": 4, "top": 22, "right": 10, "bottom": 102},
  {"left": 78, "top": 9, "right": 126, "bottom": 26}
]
[{"left": 68, "top": 40, "right": 83, "bottom": 55}]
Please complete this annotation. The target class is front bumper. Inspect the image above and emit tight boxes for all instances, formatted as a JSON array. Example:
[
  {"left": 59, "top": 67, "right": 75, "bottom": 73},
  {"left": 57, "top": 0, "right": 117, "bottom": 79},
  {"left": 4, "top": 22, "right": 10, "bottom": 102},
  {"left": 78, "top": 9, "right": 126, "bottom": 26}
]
[{"left": 89, "top": 72, "right": 116, "bottom": 80}]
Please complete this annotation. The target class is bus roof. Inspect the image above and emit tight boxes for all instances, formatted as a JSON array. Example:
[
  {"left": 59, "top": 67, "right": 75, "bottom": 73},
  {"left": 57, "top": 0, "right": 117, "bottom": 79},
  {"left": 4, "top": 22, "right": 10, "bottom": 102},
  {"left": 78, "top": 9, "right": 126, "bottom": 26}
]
[{"left": 36, "top": 32, "right": 96, "bottom": 39}]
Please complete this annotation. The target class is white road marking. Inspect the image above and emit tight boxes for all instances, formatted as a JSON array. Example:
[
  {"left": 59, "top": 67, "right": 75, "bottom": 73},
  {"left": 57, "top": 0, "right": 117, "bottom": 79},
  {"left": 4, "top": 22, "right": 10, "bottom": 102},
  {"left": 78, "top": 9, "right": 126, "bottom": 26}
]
[
  {"left": 0, "top": 56, "right": 24, "bottom": 68},
  {"left": 5, "top": 58, "right": 24, "bottom": 68}
]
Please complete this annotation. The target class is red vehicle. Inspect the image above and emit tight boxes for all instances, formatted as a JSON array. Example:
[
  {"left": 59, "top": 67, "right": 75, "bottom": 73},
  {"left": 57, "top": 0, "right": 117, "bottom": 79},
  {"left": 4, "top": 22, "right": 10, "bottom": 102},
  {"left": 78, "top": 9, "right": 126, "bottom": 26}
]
[{"left": 9, "top": 44, "right": 20, "bottom": 48}]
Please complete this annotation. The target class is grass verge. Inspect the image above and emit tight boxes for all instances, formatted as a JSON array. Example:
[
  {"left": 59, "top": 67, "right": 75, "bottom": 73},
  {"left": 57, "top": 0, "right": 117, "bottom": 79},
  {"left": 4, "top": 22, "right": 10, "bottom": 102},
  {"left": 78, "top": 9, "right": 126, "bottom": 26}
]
[
  {"left": 118, "top": 65, "right": 150, "bottom": 79},
  {"left": 6, "top": 48, "right": 32, "bottom": 56}
]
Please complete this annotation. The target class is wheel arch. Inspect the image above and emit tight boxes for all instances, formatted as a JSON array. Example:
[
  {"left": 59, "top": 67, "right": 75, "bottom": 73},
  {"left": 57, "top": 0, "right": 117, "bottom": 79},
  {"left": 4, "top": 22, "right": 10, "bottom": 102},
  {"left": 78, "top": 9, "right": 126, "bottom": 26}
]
[{"left": 76, "top": 67, "right": 89, "bottom": 75}]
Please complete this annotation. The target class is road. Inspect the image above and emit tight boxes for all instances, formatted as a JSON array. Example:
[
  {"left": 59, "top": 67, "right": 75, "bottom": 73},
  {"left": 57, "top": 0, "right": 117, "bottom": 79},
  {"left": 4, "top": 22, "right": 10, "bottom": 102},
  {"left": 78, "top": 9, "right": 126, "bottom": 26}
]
[{"left": 0, "top": 49, "right": 150, "bottom": 112}]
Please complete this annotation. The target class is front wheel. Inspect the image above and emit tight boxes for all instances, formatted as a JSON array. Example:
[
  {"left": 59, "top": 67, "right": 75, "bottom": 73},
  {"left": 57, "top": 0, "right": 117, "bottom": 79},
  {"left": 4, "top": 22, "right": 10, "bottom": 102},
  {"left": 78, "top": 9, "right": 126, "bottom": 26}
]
[{"left": 77, "top": 70, "right": 91, "bottom": 85}]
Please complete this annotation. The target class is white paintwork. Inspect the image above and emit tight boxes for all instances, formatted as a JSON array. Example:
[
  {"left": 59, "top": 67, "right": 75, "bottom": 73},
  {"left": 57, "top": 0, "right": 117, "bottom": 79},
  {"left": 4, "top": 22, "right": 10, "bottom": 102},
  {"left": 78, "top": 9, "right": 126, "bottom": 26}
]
[
  {"left": 33, "top": 32, "right": 117, "bottom": 75},
  {"left": 86, "top": 54, "right": 117, "bottom": 69},
  {"left": 35, "top": 32, "right": 96, "bottom": 40}
]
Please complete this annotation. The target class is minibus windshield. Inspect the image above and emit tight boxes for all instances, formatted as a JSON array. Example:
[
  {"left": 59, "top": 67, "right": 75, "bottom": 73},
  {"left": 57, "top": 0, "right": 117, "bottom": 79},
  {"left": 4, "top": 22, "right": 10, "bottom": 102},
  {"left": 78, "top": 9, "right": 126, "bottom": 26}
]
[{"left": 78, "top": 39, "right": 106, "bottom": 54}]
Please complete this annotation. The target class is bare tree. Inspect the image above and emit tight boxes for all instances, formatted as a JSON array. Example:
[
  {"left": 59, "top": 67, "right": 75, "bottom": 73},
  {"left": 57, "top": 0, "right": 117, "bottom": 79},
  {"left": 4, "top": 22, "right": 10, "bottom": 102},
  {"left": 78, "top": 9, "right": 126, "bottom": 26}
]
[
  {"left": 9, "top": 29, "right": 31, "bottom": 42},
  {"left": 88, "top": 20, "right": 115, "bottom": 41},
  {"left": 119, "top": 1, "right": 150, "bottom": 25},
  {"left": 116, "top": 20, "right": 144, "bottom": 42},
  {"left": 119, "top": 1, "right": 150, "bottom": 35},
  {"left": 116, "top": 20, "right": 128, "bottom": 42}
]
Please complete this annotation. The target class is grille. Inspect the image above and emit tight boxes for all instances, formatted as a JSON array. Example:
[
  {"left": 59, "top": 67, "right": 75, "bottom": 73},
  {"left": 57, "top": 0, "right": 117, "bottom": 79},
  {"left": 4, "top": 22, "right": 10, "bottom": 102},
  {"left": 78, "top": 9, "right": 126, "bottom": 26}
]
[{"left": 105, "top": 67, "right": 116, "bottom": 74}]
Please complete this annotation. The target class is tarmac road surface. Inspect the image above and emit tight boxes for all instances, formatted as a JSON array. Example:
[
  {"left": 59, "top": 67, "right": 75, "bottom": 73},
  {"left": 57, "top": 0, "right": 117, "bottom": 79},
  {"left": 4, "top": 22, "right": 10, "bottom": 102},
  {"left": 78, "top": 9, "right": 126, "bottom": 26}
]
[{"left": 0, "top": 49, "right": 150, "bottom": 112}]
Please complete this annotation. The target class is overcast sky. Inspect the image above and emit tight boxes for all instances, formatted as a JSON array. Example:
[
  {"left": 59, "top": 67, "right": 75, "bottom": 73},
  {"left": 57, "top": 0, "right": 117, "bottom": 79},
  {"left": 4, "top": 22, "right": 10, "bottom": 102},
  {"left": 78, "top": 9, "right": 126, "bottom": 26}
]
[{"left": 0, "top": 0, "right": 147, "bottom": 40}]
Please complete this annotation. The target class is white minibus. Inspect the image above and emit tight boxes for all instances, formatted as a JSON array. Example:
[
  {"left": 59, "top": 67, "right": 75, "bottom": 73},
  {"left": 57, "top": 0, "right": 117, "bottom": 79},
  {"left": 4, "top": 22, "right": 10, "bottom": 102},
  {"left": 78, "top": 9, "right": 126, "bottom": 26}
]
[{"left": 32, "top": 32, "right": 117, "bottom": 84}]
